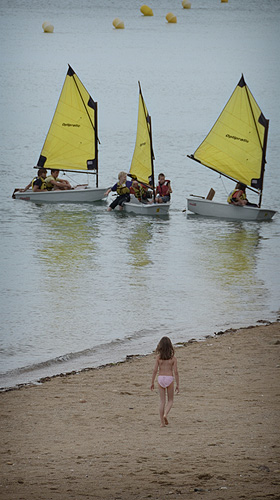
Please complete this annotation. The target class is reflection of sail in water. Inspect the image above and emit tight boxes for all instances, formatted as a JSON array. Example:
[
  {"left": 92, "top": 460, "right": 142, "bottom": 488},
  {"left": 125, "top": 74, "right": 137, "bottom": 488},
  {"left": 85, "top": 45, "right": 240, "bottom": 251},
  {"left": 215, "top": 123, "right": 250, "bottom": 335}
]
[
  {"left": 127, "top": 221, "right": 153, "bottom": 270},
  {"left": 204, "top": 224, "right": 261, "bottom": 288},
  {"left": 37, "top": 207, "right": 99, "bottom": 275}
]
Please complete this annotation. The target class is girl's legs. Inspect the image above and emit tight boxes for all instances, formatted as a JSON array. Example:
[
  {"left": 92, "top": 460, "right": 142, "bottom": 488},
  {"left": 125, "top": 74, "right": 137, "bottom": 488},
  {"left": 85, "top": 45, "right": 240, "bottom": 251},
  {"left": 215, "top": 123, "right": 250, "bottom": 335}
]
[
  {"left": 158, "top": 385, "right": 166, "bottom": 427},
  {"left": 164, "top": 382, "right": 174, "bottom": 424}
]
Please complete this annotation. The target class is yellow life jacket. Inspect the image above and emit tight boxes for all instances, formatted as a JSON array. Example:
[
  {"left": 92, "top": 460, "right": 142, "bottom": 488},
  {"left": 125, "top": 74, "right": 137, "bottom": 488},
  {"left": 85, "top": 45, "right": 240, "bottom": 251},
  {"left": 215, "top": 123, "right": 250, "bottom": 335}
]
[
  {"left": 131, "top": 184, "right": 143, "bottom": 199},
  {"left": 45, "top": 175, "right": 55, "bottom": 191},
  {"left": 117, "top": 182, "right": 130, "bottom": 195},
  {"left": 227, "top": 189, "right": 246, "bottom": 204},
  {"left": 32, "top": 176, "right": 46, "bottom": 190}
]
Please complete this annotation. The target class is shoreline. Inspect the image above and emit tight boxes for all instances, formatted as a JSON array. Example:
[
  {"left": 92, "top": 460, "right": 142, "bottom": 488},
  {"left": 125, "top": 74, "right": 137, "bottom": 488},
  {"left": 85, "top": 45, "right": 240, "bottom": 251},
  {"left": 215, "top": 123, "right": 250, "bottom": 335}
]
[
  {"left": 1, "top": 321, "right": 279, "bottom": 499},
  {"left": 1, "top": 318, "right": 276, "bottom": 394}
]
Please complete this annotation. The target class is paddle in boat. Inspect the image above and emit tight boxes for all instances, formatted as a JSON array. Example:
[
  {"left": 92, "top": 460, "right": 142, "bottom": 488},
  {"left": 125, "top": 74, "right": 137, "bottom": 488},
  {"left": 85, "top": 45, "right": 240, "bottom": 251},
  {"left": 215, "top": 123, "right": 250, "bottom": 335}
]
[
  {"left": 187, "top": 75, "right": 276, "bottom": 221},
  {"left": 109, "top": 82, "right": 170, "bottom": 216},
  {"left": 13, "top": 65, "right": 106, "bottom": 203}
]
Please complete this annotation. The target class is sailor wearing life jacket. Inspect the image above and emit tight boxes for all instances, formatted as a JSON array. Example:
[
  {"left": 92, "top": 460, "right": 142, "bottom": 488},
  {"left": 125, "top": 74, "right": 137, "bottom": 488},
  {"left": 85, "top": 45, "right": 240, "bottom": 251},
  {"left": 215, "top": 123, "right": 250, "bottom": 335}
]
[
  {"left": 155, "top": 173, "right": 172, "bottom": 203},
  {"left": 32, "top": 168, "right": 48, "bottom": 192},
  {"left": 227, "top": 182, "right": 258, "bottom": 207},
  {"left": 45, "top": 169, "right": 72, "bottom": 191},
  {"left": 130, "top": 180, "right": 153, "bottom": 203},
  {"left": 104, "top": 171, "right": 132, "bottom": 211}
]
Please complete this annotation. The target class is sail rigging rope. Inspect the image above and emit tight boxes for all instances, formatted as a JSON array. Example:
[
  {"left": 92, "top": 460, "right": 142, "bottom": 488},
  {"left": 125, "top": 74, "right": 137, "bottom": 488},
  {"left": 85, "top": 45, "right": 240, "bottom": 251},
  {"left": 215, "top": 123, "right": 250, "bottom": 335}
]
[{"left": 219, "top": 174, "right": 229, "bottom": 196}]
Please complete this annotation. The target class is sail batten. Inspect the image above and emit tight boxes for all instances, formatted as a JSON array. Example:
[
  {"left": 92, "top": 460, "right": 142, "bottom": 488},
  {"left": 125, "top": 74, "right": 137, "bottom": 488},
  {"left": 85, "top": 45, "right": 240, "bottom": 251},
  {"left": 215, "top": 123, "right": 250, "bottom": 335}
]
[
  {"left": 37, "top": 67, "right": 98, "bottom": 176},
  {"left": 189, "top": 76, "right": 268, "bottom": 192}
]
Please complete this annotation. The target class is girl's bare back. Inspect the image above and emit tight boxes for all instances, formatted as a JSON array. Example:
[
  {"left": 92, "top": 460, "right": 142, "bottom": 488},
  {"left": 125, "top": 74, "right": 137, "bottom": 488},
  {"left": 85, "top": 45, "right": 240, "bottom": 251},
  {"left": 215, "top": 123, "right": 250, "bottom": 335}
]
[{"left": 158, "top": 356, "right": 175, "bottom": 376}]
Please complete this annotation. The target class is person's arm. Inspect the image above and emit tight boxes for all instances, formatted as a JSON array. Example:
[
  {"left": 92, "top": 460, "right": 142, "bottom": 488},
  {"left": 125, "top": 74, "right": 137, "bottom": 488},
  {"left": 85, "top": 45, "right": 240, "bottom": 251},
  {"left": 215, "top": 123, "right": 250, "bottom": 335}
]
[
  {"left": 150, "top": 356, "right": 159, "bottom": 390},
  {"left": 232, "top": 190, "right": 246, "bottom": 206},
  {"left": 58, "top": 178, "right": 71, "bottom": 189},
  {"left": 167, "top": 181, "right": 172, "bottom": 194},
  {"left": 50, "top": 179, "right": 69, "bottom": 190},
  {"left": 20, "top": 181, "right": 32, "bottom": 192},
  {"left": 105, "top": 182, "right": 118, "bottom": 196},
  {"left": 173, "top": 357, "right": 179, "bottom": 393}
]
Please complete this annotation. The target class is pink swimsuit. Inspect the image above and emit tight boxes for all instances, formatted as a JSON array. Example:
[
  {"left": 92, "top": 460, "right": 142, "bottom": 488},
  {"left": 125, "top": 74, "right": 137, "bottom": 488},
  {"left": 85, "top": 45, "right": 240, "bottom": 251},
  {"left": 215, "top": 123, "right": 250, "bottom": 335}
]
[{"left": 158, "top": 375, "right": 174, "bottom": 388}]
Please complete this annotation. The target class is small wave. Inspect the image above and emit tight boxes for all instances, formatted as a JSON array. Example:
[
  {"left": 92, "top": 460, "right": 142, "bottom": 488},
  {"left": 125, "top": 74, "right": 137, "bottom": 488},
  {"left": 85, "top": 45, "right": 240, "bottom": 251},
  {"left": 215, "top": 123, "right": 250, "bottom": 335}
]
[{"left": 0, "top": 326, "right": 171, "bottom": 386}]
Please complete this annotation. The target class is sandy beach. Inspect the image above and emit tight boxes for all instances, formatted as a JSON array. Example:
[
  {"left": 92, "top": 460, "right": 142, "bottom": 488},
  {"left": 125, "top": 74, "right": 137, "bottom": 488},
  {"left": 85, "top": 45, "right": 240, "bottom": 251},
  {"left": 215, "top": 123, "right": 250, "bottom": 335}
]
[{"left": 1, "top": 321, "right": 279, "bottom": 500}]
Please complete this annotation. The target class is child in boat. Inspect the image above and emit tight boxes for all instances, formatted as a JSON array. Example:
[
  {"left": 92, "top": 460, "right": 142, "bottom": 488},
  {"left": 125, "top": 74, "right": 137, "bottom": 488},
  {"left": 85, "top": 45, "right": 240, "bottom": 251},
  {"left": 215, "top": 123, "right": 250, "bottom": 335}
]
[
  {"left": 227, "top": 183, "right": 258, "bottom": 207},
  {"left": 151, "top": 336, "right": 179, "bottom": 427},
  {"left": 45, "top": 169, "right": 72, "bottom": 191},
  {"left": 155, "top": 173, "right": 172, "bottom": 203},
  {"left": 130, "top": 180, "right": 153, "bottom": 203},
  {"left": 104, "top": 171, "right": 132, "bottom": 211},
  {"left": 16, "top": 167, "right": 48, "bottom": 193},
  {"left": 32, "top": 168, "right": 48, "bottom": 192}
]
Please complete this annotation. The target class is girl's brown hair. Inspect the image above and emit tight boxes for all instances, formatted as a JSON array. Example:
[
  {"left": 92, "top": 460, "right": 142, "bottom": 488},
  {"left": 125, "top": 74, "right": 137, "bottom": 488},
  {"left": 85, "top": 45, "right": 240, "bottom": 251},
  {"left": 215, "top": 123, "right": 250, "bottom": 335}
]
[{"left": 156, "top": 336, "right": 174, "bottom": 360}]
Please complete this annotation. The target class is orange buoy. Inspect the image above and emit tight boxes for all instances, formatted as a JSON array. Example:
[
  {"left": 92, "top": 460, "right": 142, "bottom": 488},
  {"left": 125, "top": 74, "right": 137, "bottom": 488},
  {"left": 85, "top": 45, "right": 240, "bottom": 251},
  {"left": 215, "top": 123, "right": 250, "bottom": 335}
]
[{"left": 182, "top": 1, "right": 191, "bottom": 8}]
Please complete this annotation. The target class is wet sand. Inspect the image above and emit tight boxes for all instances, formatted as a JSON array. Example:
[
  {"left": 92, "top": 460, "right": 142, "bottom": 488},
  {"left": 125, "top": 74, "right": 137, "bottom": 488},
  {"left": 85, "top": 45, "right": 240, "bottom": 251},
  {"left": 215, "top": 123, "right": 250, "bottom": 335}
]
[{"left": 1, "top": 322, "right": 280, "bottom": 499}]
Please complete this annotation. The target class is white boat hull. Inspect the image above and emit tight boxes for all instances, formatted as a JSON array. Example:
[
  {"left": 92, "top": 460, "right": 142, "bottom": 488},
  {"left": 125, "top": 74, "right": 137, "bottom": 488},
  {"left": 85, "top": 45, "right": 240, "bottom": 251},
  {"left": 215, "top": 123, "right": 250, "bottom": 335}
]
[
  {"left": 108, "top": 194, "right": 170, "bottom": 216},
  {"left": 107, "top": 193, "right": 170, "bottom": 216},
  {"left": 123, "top": 198, "right": 170, "bottom": 216},
  {"left": 13, "top": 186, "right": 106, "bottom": 203},
  {"left": 187, "top": 197, "right": 276, "bottom": 221}
]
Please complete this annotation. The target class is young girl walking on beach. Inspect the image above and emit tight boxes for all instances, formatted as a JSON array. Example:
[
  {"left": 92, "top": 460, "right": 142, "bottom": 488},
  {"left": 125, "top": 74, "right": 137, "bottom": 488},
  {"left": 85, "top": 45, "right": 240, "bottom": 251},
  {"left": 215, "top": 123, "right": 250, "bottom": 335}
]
[{"left": 151, "top": 337, "right": 179, "bottom": 427}]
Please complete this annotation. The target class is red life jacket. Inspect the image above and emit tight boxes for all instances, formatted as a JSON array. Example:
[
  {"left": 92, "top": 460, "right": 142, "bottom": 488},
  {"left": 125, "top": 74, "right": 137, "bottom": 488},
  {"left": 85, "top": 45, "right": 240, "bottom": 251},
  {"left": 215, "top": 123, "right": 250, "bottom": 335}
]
[{"left": 156, "top": 180, "right": 170, "bottom": 197}]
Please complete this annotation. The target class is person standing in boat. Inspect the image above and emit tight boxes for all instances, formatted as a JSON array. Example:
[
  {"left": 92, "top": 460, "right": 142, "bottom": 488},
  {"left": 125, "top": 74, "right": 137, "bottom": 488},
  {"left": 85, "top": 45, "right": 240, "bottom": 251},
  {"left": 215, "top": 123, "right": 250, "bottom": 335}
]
[
  {"left": 155, "top": 173, "right": 172, "bottom": 203},
  {"left": 104, "top": 171, "right": 132, "bottom": 211},
  {"left": 227, "top": 183, "right": 258, "bottom": 207},
  {"left": 45, "top": 169, "right": 72, "bottom": 191}
]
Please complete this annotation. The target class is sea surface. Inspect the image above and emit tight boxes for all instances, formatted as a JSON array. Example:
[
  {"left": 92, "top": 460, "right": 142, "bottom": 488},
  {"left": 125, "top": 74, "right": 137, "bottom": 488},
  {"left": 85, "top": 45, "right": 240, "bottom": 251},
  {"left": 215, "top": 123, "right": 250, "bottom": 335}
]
[{"left": 0, "top": 0, "right": 279, "bottom": 390}]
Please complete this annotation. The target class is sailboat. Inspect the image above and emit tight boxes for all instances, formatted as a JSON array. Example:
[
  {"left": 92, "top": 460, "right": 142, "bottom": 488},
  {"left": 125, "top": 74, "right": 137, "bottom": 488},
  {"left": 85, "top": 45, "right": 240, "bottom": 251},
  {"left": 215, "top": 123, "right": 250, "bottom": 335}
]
[
  {"left": 187, "top": 75, "right": 276, "bottom": 221},
  {"left": 121, "top": 82, "right": 170, "bottom": 216},
  {"left": 13, "top": 65, "right": 106, "bottom": 203}
]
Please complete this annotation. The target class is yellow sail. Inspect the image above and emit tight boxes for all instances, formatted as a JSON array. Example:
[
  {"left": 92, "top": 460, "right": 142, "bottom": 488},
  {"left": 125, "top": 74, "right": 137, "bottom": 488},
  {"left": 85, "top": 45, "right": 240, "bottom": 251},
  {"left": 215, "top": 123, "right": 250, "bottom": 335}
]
[
  {"left": 190, "top": 75, "right": 269, "bottom": 190},
  {"left": 129, "top": 83, "right": 154, "bottom": 187},
  {"left": 37, "top": 65, "right": 98, "bottom": 173}
]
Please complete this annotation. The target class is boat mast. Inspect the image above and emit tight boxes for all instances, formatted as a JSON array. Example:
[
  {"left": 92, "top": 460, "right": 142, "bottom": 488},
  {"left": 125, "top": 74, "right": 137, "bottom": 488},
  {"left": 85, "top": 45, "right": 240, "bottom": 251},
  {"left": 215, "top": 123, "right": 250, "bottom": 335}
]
[
  {"left": 94, "top": 101, "right": 99, "bottom": 188},
  {"left": 258, "top": 118, "right": 269, "bottom": 208},
  {"left": 138, "top": 81, "right": 156, "bottom": 201},
  {"left": 243, "top": 79, "right": 269, "bottom": 208}
]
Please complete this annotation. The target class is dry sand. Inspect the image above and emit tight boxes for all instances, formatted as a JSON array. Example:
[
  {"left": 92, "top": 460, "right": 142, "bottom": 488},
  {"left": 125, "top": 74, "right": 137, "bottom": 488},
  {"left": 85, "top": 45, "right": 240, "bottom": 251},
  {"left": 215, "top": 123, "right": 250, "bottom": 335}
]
[{"left": 1, "top": 322, "right": 280, "bottom": 500}]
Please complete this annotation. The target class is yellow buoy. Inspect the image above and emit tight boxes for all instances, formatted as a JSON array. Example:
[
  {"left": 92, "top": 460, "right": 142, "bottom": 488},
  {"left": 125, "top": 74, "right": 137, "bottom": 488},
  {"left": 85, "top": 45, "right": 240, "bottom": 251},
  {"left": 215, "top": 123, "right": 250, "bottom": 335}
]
[
  {"left": 221, "top": 0, "right": 228, "bottom": 3},
  {"left": 42, "top": 21, "right": 54, "bottom": 33},
  {"left": 166, "top": 12, "right": 177, "bottom": 23},
  {"left": 112, "top": 18, "right": 125, "bottom": 29},
  {"left": 140, "top": 5, "right": 153, "bottom": 16},
  {"left": 182, "top": 0, "right": 191, "bottom": 8}
]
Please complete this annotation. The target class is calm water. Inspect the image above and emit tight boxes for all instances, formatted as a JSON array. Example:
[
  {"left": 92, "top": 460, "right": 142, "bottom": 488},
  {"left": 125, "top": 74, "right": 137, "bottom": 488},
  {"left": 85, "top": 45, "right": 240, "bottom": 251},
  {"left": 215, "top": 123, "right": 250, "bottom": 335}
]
[{"left": 1, "top": 0, "right": 279, "bottom": 389}]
